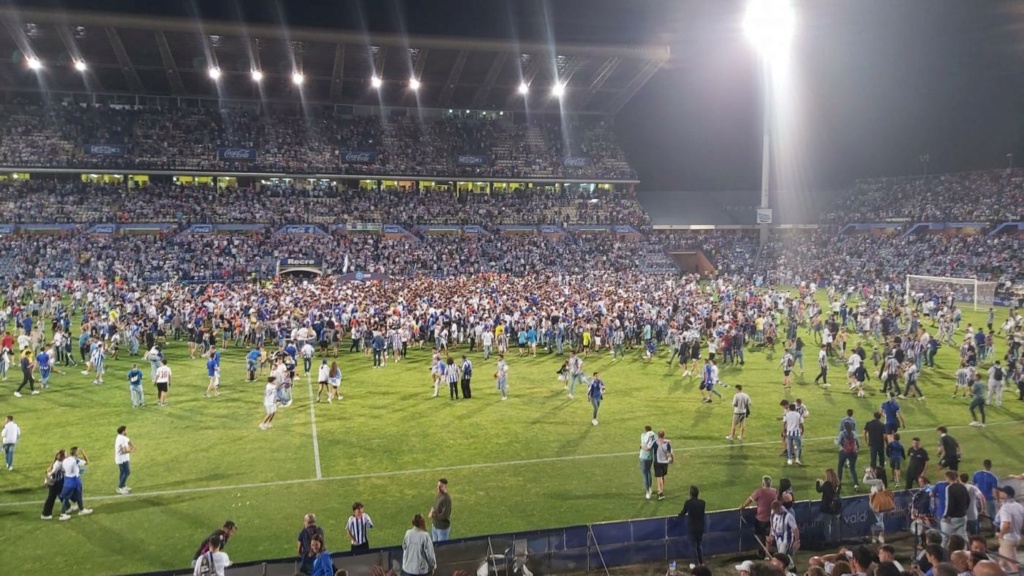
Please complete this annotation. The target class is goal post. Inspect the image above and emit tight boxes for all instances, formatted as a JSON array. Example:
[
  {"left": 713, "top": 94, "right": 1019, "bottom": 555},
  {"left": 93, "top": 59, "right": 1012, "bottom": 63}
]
[{"left": 905, "top": 274, "right": 999, "bottom": 311}]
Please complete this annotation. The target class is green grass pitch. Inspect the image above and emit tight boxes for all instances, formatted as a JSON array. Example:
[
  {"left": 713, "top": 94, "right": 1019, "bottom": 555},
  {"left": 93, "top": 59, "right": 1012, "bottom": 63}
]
[{"left": 0, "top": 296, "right": 1022, "bottom": 575}]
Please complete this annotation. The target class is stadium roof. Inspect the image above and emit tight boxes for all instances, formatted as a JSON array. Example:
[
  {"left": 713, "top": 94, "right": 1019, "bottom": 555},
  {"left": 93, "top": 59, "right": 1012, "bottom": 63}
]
[{"left": 0, "top": 7, "right": 670, "bottom": 115}]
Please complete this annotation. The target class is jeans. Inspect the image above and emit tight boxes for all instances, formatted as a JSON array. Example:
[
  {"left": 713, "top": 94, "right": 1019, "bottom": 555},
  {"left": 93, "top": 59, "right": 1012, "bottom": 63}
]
[
  {"left": 2, "top": 443, "right": 14, "bottom": 468},
  {"left": 815, "top": 367, "right": 828, "bottom": 384},
  {"left": 786, "top": 435, "right": 802, "bottom": 461},
  {"left": 372, "top": 349, "right": 382, "bottom": 366},
  {"left": 873, "top": 511, "right": 885, "bottom": 532},
  {"left": 969, "top": 397, "right": 986, "bottom": 423},
  {"left": 590, "top": 397, "right": 601, "bottom": 419},
  {"left": 941, "top": 517, "right": 968, "bottom": 547},
  {"left": 483, "top": 344, "right": 491, "bottom": 360},
  {"left": 431, "top": 527, "right": 450, "bottom": 542},
  {"left": 569, "top": 373, "right": 584, "bottom": 395},
  {"left": 118, "top": 461, "right": 131, "bottom": 488},
  {"left": 130, "top": 385, "right": 145, "bottom": 407},
  {"left": 838, "top": 451, "right": 859, "bottom": 486},
  {"left": 303, "top": 357, "right": 312, "bottom": 373},
  {"left": 640, "top": 458, "right": 653, "bottom": 492},
  {"left": 794, "top": 350, "right": 802, "bottom": 369},
  {"left": 904, "top": 380, "right": 923, "bottom": 397},
  {"left": 59, "top": 479, "right": 84, "bottom": 513}
]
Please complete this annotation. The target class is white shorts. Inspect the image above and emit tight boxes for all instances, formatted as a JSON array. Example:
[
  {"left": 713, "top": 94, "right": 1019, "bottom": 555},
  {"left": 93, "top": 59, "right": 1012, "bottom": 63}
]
[{"left": 264, "top": 403, "right": 276, "bottom": 415}]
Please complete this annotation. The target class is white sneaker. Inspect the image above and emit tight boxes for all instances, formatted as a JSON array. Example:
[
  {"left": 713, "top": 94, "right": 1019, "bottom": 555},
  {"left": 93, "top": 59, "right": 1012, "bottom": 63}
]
[
  {"left": 567, "top": 394, "right": 574, "bottom": 399},
  {"left": 857, "top": 391, "right": 865, "bottom": 398},
  {"left": 979, "top": 422, "right": 986, "bottom": 427},
  {"left": 918, "top": 396, "right": 925, "bottom": 401},
  {"left": 12, "top": 391, "right": 21, "bottom": 398},
  {"left": 737, "top": 436, "right": 742, "bottom": 441},
  {"left": 646, "top": 490, "right": 652, "bottom": 500},
  {"left": 59, "top": 513, "right": 72, "bottom": 521},
  {"left": 40, "top": 515, "right": 52, "bottom": 520},
  {"left": 258, "top": 424, "right": 267, "bottom": 430},
  {"left": 501, "top": 396, "right": 507, "bottom": 401},
  {"left": 592, "top": 419, "right": 599, "bottom": 426},
  {"left": 822, "top": 383, "right": 831, "bottom": 388},
  {"left": 795, "top": 459, "right": 803, "bottom": 466},
  {"left": 787, "top": 459, "right": 794, "bottom": 465},
  {"left": 79, "top": 508, "right": 93, "bottom": 516},
  {"left": 970, "top": 421, "right": 981, "bottom": 427},
  {"left": 31, "top": 390, "right": 40, "bottom": 395},
  {"left": 726, "top": 435, "right": 734, "bottom": 440},
  {"left": 878, "top": 535, "right": 885, "bottom": 544}
]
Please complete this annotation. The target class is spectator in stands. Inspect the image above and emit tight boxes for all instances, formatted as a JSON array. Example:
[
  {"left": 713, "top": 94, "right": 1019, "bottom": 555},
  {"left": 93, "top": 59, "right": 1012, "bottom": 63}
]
[
  {"left": 308, "top": 533, "right": 333, "bottom": 576},
  {"left": 815, "top": 469, "right": 842, "bottom": 543},
  {"left": 192, "top": 520, "right": 238, "bottom": 568},
  {"left": 192, "top": 533, "right": 231, "bottom": 576},
  {"left": 740, "top": 476, "right": 777, "bottom": 548},
  {"left": 428, "top": 478, "right": 452, "bottom": 542},
  {"left": 994, "top": 485, "right": 1023, "bottom": 573},
  {"left": 677, "top": 485, "right": 707, "bottom": 566},
  {"left": 401, "top": 514, "right": 436, "bottom": 576},
  {"left": 297, "top": 513, "right": 325, "bottom": 575}
]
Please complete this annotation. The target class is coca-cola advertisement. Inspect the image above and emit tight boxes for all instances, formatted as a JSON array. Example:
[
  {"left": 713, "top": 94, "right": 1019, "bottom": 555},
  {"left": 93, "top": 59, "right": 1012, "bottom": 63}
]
[
  {"left": 83, "top": 144, "right": 126, "bottom": 157},
  {"left": 217, "top": 148, "right": 258, "bottom": 161},
  {"left": 455, "top": 155, "right": 488, "bottom": 166},
  {"left": 340, "top": 151, "right": 377, "bottom": 163}
]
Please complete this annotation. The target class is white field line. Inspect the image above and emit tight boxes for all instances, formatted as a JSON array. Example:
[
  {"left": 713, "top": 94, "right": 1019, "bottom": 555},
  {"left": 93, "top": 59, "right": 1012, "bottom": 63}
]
[
  {"left": 307, "top": 373, "right": 323, "bottom": 480},
  {"left": 1, "top": 419, "right": 1019, "bottom": 508}
]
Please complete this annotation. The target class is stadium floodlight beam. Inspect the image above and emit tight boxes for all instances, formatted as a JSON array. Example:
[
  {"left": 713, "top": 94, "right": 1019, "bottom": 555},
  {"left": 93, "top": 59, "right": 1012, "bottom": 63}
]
[
  {"left": 208, "top": 67, "right": 221, "bottom": 80},
  {"left": 73, "top": 60, "right": 87, "bottom": 72},
  {"left": 292, "top": 72, "right": 304, "bottom": 85},
  {"left": 744, "top": 0, "right": 795, "bottom": 245},
  {"left": 370, "top": 75, "right": 383, "bottom": 89},
  {"left": 518, "top": 82, "right": 529, "bottom": 95},
  {"left": 409, "top": 77, "right": 421, "bottom": 91},
  {"left": 251, "top": 70, "right": 263, "bottom": 82},
  {"left": 26, "top": 56, "right": 42, "bottom": 70},
  {"left": 551, "top": 82, "right": 565, "bottom": 98}
]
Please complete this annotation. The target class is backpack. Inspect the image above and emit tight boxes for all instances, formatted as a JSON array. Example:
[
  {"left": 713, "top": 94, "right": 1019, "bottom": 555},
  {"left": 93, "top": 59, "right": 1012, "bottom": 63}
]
[
  {"left": 841, "top": 432, "right": 857, "bottom": 454},
  {"left": 195, "top": 552, "right": 214, "bottom": 576},
  {"left": 912, "top": 488, "right": 933, "bottom": 517},
  {"left": 993, "top": 366, "right": 1003, "bottom": 381}
]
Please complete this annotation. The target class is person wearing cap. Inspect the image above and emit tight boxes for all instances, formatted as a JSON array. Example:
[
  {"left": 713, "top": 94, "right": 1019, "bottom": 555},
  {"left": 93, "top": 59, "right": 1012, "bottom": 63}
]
[
  {"left": 734, "top": 560, "right": 755, "bottom": 576},
  {"left": 994, "top": 485, "right": 1023, "bottom": 573}
]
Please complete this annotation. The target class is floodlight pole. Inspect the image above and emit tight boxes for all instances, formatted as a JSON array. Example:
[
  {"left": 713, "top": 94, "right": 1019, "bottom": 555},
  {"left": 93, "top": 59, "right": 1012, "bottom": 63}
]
[{"left": 758, "top": 60, "right": 771, "bottom": 246}]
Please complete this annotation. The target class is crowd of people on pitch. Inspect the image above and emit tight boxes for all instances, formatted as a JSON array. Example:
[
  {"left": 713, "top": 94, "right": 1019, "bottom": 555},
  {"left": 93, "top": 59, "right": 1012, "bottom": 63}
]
[{"left": 0, "top": 103, "right": 637, "bottom": 179}]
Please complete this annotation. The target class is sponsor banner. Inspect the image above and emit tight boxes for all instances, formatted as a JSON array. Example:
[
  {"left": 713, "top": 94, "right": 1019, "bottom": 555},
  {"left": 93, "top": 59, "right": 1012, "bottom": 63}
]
[
  {"left": 463, "top": 225, "right": 487, "bottom": 235},
  {"left": 216, "top": 224, "right": 266, "bottom": 232},
  {"left": 538, "top": 225, "right": 562, "bottom": 235},
  {"left": 217, "top": 147, "right": 258, "bottom": 161},
  {"left": 340, "top": 151, "right": 377, "bottom": 164},
  {"left": 338, "top": 271, "right": 391, "bottom": 283},
  {"left": 567, "top": 224, "right": 611, "bottom": 233},
  {"left": 613, "top": 225, "right": 634, "bottom": 234},
  {"left": 87, "top": 224, "right": 117, "bottom": 235},
  {"left": 21, "top": 224, "right": 77, "bottom": 233},
  {"left": 455, "top": 155, "right": 488, "bottom": 166},
  {"left": 381, "top": 225, "right": 403, "bottom": 235},
  {"left": 756, "top": 208, "right": 773, "bottom": 224},
  {"left": 344, "top": 223, "right": 383, "bottom": 233},
  {"left": 0, "top": 224, "right": 15, "bottom": 235},
  {"left": 562, "top": 156, "right": 591, "bottom": 168},
  {"left": 186, "top": 224, "right": 213, "bottom": 234},
  {"left": 83, "top": 144, "right": 126, "bottom": 157},
  {"left": 276, "top": 225, "right": 326, "bottom": 235},
  {"left": 120, "top": 223, "right": 177, "bottom": 234},
  {"left": 279, "top": 258, "right": 322, "bottom": 267},
  {"left": 420, "top": 225, "right": 462, "bottom": 234}
]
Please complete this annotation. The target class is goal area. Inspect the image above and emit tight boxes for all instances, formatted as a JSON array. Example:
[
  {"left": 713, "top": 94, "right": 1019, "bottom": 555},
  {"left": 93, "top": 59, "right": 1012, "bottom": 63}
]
[{"left": 905, "top": 275, "right": 999, "bottom": 311}]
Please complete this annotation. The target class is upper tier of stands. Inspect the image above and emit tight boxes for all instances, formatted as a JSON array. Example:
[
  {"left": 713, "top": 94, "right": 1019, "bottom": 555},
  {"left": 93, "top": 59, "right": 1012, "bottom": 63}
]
[{"left": 0, "top": 104, "right": 637, "bottom": 180}]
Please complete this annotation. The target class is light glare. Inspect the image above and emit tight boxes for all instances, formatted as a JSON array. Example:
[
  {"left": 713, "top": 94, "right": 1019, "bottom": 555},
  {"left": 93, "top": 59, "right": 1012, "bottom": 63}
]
[
  {"left": 292, "top": 72, "right": 304, "bottom": 85},
  {"left": 409, "top": 77, "right": 420, "bottom": 91},
  {"left": 251, "top": 70, "right": 263, "bottom": 82},
  {"left": 26, "top": 57, "right": 42, "bottom": 70},
  {"left": 744, "top": 0, "right": 795, "bottom": 61},
  {"left": 370, "top": 75, "right": 383, "bottom": 88},
  {"left": 73, "top": 60, "right": 87, "bottom": 72},
  {"left": 552, "top": 82, "right": 565, "bottom": 98},
  {"left": 208, "top": 67, "right": 221, "bottom": 80},
  {"left": 518, "top": 82, "right": 529, "bottom": 95}
]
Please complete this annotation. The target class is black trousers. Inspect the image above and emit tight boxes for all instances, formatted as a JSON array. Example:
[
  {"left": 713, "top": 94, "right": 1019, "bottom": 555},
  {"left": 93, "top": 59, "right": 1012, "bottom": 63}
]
[
  {"left": 17, "top": 369, "right": 34, "bottom": 392},
  {"left": 814, "top": 367, "right": 828, "bottom": 384},
  {"left": 449, "top": 379, "right": 460, "bottom": 399},
  {"left": 689, "top": 530, "right": 705, "bottom": 565},
  {"left": 351, "top": 542, "right": 370, "bottom": 553},
  {"left": 461, "top": 378, "right": 472, "bottom": 399},
  {"left": 42, "top": 480, "right": 63, "bottom": 517}
]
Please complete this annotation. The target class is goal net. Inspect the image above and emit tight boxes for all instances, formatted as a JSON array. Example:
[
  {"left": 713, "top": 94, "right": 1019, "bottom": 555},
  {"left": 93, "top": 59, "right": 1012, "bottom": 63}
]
[{"left": 905, "top": 275, "right": 999, "bottom": 311}]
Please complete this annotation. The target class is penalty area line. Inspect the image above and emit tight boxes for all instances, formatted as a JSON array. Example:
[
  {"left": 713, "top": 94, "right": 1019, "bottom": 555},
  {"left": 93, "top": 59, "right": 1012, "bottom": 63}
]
[{"left": 0, "top": 419, "right": 1019, "bottom": 509}]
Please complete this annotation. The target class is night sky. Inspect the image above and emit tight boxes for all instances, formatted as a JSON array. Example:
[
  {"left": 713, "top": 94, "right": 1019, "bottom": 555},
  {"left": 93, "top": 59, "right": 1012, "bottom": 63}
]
[{"left": 11, "top": 0, "right": 1024, "bottom": 194}]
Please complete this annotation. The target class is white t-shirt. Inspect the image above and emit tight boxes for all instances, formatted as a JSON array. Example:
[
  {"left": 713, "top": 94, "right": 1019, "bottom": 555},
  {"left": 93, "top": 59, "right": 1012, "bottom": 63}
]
[
  {"left": 317, "top": 364, "right": 330, "bottom": 383},
  {"left": 115, "top": 434, "right": 131, "bottom": 465},
  {"left": 264, "top": 383, "right": 277, "bottom": 406},
  {"left": 155, "top": 365, "right": 171, "bottom": 383},
  {"left": 62, "top": 456, "right": 82, "bottom": 478},
  {"left": 783, "top": 411, "right": 804, "bottom": 436},
  {"left": 301, "top": 344, "right": 315, "bottom": 359},
  {"left": 1, "top": 421, "right": 20, "bottom": 445},
  {"left": 192, "top": 550, "right": 231, "bottom": 576}
]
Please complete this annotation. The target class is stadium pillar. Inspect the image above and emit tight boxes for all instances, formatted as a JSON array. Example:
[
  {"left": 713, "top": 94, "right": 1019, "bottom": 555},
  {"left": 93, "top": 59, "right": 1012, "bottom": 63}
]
[{"left": 758, "top": 62, "right": 771, "bottom": 246}]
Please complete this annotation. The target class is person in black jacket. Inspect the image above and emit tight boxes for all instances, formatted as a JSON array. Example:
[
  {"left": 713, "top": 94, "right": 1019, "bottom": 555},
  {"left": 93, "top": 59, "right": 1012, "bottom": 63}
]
[
  {"left": 815, "top": 468, "right": 842, "bottom": 543},
  {"left": 678, "top": 485, "right": 707, "bottom": 566}
]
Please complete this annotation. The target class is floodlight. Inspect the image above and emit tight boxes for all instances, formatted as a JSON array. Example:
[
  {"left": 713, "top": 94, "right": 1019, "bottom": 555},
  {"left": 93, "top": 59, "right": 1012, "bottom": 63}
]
[
  {"left": 370, "top": 75, "right": 382, "bottom": 88},
  {"left": 208, "top": 67, "right": 221, "bottom": 80},
  {"left": 409, "top": 77, "right": 420, "bottom": 91},
  {"left": 518, "top": 82, "right": 529, "bottom": 95},
  {"left": 551, "top": 82, "right": 565, "bottom": 98},
  {"left": 292, "top": 72, "right": 304, "bottom": 85},
  {"left": 73, "top": 60, "right": 87, "bottom": 72},
  {"left": 251, "top": 70, "right": 263, "bottom": 82},
  {"left": 743, "top": 0, "right": 795, "bottom": 61},
  {"left": 26, "top": 57, "right": 42, "bottom": 70}
]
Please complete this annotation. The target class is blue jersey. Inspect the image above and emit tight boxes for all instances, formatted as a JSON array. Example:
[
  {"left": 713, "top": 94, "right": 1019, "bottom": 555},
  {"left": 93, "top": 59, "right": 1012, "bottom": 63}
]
[
  {"left": 36, "top": 352, "right": 50, "bottom": 374},
  {"left": 881, "top": 400, "right": 900, "bottom": 424},
  {"left": 127, "top": 368, "right": 143, "bottom": 386},
  {"left": 246, "top": 349, "right": 261, "bottom": 363},
  {"left": 587, "top": 378, "right": 604, "bottom": 401},
  {"left": 932, "top": 481, "right": 948, "bottom": 518},
  {"left": 972, "top": 470, "right": 999, "bottom": 500},
  {"left": 206, "top": 358, "right": 217, "bottom": 377}
]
